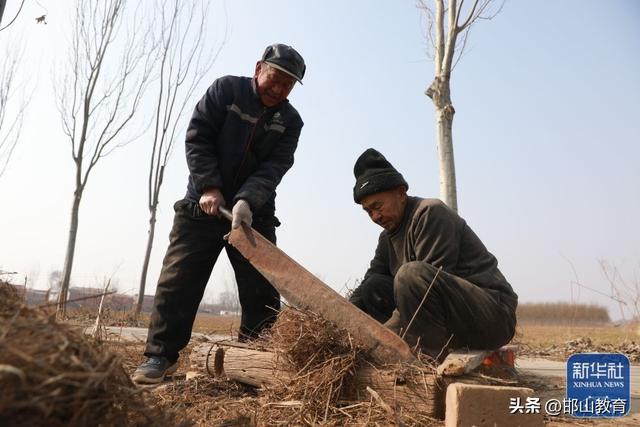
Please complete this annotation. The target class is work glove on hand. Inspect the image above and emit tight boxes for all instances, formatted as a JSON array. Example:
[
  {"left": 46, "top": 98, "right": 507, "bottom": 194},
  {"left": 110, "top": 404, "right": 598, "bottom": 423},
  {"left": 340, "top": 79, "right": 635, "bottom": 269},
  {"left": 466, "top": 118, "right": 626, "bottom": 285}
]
[{"left": 231, "top": 199, "right": 252, "bottom": 229}]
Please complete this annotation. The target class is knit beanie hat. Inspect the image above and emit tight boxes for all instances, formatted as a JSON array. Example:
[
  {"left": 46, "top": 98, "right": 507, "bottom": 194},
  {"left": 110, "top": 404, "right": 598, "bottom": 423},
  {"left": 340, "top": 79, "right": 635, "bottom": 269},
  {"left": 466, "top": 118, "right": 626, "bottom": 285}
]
[{"left": 353, "top": 148, "right": 408, "bottom": 203}]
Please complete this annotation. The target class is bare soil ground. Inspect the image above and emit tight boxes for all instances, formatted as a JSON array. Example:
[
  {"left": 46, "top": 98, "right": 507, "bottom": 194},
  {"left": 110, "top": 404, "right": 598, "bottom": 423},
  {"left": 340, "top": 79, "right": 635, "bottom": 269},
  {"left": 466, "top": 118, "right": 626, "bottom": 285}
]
[
  {"left": 122, "top": 316, "right": 640, "bottom": 426},
  {"left": 5, "top": 295, "right": 639, "bottom": 426}
]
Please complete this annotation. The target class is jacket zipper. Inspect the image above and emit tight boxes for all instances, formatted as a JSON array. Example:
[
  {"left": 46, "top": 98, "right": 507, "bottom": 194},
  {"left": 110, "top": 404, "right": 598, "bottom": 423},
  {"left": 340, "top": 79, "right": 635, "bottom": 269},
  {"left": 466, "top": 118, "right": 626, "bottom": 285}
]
[{"left": 233, "top": 108, "right": 266, "bottom": 189}]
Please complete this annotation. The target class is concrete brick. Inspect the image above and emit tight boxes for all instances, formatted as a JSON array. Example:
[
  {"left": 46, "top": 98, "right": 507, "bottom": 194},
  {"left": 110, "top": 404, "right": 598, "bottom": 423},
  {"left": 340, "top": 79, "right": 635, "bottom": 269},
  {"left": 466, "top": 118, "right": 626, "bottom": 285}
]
[{"left": 445, "top": 383, "right": 544, "bottom": 427}]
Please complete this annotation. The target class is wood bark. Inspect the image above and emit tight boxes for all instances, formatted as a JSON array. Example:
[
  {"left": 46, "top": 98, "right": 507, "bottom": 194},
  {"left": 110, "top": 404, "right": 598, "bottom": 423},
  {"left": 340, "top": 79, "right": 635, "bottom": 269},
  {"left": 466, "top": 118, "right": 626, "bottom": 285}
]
[
  {"left": 190, "top": 343, "right": 447, "bottom": 418},
  {"left": 135, "top": 208, "right": 156, "bottom": 316},
  {"left": 423, "top": 0, "right": 496, "bottom": 213},
  {"left": 58, "top": 194, "right": 82, "bottom": 315},
  {"left": 56, "top": 0, "right": 154, "bottom": 315},
  {"left": 135, "top": 1, "right": 223, "bottom": 317},
  {"left": 0, "top": 1, "right": 6, "bottom": 24},
  {"left": 427, "top": 0, "right": 459, "bottom": 212}
]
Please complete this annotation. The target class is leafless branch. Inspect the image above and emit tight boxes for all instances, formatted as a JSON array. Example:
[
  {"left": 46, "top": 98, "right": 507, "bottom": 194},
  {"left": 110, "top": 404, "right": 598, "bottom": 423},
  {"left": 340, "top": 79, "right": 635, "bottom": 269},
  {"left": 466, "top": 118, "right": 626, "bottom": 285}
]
[
  {"left": 418, "top": 0, "right": 503, "bottom": 74},
  {"left": 135, "top": 0, "right": 227, "bottom": 316},
  {"left": 0, "top": 0, "right": 26, "bottom": 32},
  {"left": 56, "top": 0, "right": 157, "bottom": 314},
  {"left": 416, "top": 2, "right": 437, "bottom": 60},
  {"left": 599, "top": 259, "right": 640, "bottom": 319},
  {"left": 0, "top": 39, "right": 29, "bottom": 178}
]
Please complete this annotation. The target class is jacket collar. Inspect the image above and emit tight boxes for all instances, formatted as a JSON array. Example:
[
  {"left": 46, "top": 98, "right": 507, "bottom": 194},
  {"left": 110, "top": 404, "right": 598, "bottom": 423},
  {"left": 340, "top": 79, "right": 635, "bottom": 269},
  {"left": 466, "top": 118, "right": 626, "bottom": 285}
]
[{"left": 387, "top": 196, "right": 418, "bottom": 237}]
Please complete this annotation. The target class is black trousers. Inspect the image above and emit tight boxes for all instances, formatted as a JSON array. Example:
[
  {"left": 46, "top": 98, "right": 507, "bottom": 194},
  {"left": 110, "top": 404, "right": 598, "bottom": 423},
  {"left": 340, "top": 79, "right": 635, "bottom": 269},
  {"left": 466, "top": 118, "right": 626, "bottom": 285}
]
[
  {"left": 350, "top": 261, "right": 517, "bottom": 359},
  {"left": 144, "top": 200, "right": 280, "bottom": 363}
]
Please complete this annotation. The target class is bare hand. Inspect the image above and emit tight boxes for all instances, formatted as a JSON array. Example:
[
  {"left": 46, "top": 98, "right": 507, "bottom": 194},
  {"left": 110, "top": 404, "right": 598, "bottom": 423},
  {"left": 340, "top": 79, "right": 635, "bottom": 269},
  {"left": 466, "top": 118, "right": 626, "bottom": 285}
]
[{"left": 199, "top": 187, "right": 225, "bottom": 217}]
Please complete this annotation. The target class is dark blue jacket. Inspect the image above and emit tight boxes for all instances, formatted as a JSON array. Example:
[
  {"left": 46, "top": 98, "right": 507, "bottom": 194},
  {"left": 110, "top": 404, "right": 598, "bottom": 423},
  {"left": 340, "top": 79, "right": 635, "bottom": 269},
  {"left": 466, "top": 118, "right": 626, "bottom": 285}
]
[{"left": 184, "top": 75, "right": 303, "bottom": 219}]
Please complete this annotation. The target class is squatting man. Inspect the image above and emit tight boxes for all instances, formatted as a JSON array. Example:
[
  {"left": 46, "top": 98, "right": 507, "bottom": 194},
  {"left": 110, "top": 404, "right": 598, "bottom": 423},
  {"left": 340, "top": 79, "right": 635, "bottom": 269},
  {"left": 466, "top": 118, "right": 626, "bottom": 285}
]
[
  {"left": 349, "top": 148, "right": 518, "bottom": 361},
  {"left": 133, "top": 44, "right": 306, "bottom": 384}
]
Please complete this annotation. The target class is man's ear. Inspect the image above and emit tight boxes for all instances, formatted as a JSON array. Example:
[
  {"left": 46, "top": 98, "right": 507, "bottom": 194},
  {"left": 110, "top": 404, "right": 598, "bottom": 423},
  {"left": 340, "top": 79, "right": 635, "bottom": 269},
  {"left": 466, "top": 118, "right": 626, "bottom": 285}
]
[
  {"left": 398, "top": 186, "right": 408, "bottom": 201},
  {"left": 254, "top": 61, "right": 263, "bottom": 78}
]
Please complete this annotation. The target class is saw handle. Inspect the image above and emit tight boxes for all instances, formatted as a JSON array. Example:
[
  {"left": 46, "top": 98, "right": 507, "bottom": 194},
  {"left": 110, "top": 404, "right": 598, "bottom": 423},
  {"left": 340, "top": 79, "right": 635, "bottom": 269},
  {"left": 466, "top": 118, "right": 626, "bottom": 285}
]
[{"left": 219, "top": 206, "right": 233, "bottom": 222}]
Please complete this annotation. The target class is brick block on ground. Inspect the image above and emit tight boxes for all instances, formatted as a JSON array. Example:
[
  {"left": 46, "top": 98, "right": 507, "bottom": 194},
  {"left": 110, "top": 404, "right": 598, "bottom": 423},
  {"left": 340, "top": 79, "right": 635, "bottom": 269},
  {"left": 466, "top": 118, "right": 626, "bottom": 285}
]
[{"left": 445, "top": 383, "right": 544, "bottom": 427}]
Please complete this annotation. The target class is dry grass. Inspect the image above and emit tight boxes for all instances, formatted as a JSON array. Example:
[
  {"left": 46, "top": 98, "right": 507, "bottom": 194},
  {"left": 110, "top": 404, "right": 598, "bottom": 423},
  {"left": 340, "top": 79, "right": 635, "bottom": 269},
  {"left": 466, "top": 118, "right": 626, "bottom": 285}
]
[
  {"left": 0, "top": 282, "right": 183, "bottom": 427},
  {"left": 256, "top": 308, "right": 364, "bottom": 424},
  {"left": 516, "top": 302, "right": 610, "bottom": 325},
  {"left": 513, "top": 323, "right": 640, "bottom": 362},
  {"left": 4, "top": 278, "right": 634, "bottom": 427},
  {"left": 192, "top": 313, "right": 239, "bottom": 336},
  {"left": 515, "top": 323, "right": 638, "bottom": 349},
  {"left": 150, "top": 308, "right": 440, "bottom": 426}
]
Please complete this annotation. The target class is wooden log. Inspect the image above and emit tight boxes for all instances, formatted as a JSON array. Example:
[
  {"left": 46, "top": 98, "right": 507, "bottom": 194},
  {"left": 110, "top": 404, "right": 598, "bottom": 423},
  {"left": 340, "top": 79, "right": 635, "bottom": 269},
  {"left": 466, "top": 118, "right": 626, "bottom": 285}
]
[
  {"left": 190, "top": 343, "right": 447, "bottom": 417},
  {"left": 190, "top": 341, "right": 291, "bottom": 387},
  {"left": 436, "top": 350, "right": 491, "bottom": 376}
]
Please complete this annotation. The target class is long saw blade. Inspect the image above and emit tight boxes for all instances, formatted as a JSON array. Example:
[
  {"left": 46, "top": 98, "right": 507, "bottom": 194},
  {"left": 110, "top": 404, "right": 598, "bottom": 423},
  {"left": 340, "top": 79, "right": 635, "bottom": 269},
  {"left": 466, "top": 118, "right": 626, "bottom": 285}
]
[{"left": 224, "top": 220, "right": 417, "bottom": 365}]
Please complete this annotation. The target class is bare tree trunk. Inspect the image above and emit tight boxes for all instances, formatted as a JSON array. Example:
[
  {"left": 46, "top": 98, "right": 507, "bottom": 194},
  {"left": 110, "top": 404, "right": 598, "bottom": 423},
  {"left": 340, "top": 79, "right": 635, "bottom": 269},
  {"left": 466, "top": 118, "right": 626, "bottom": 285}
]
[
  {"left": 56, "top": 0, "right": 154, "bottom": 316},
  {"left": 428, "top": 76, "right": 457, "bottom": 212},
  {"left": 58, "top": 193, "right": 82, "bottom": 315},
  {"left": 0, "top": 1, "right": 6, "bottom": 24},
  {"left": 133, "top": 0, "right": 224, "bottom": 318},
  {"left": 135, "top": 205, "right": 157, "bottom": 316},
  {"left": 91, "top": 280, "right": 110, "bottom": 341},
  {"left": 420, "top": 0, "right": 499, "bottom": 213},
  {"left": 0, "top": 40, "right": 27, "bottom": 179}
]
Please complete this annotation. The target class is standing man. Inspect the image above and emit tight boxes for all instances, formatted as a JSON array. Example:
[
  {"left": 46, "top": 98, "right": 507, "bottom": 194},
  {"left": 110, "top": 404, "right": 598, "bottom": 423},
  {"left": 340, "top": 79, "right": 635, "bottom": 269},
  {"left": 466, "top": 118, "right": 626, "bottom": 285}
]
[
  {"left": 349, "top": 148, "right": 518, "bottom": 361},
  {"left": 133, "top": 44, "right": 306, "bottom": 384}
]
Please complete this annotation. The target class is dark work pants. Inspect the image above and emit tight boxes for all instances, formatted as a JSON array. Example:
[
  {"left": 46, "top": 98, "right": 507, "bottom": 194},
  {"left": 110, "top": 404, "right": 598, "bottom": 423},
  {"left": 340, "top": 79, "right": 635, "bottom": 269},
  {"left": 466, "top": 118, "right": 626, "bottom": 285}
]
[
  {"left": 351, "top": 261, "right": 517, "bottom": 359},
  {"left": 144, "top": 200, "right": 280, "bottom": 363}
]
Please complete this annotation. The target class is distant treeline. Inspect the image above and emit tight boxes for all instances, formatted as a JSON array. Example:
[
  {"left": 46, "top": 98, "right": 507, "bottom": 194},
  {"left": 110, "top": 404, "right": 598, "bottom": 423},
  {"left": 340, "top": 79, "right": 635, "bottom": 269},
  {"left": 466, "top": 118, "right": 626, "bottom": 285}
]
[{"left": 517, "top": 302, "right": 610, "bottom": 325}]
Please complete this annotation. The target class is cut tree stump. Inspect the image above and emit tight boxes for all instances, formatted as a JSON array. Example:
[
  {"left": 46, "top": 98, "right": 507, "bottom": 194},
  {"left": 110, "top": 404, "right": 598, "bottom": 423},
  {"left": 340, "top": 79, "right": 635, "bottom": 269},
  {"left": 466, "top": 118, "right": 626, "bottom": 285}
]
[
  {"left": 437, "top": 346, "right": 518, "bottom": 377},
  {"left": 190, "top": 342, "right": 448, "bottom": 418},
  {"left": 436, "top": 350, "right": 491, "bottom": 376},
  {"left": 190, "top": 341, "right": 291, "bottom": 388}
]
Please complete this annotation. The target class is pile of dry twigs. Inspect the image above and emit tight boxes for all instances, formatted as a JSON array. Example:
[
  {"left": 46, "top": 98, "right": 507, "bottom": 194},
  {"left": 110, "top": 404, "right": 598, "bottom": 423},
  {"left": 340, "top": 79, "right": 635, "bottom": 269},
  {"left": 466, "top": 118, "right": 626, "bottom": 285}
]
[
  {"left": 259, "top": 308, "right": 363, "bottom": 423},
  {"left": 151, "top": 307, "right": 441, "bottom": 426},
  {"left": 0, "top": 281, "right": 180, "bottom": 427},
  {"left": 198, "top": 308, "right": 438, "bottom": 425},
  {"left": 1, "top": 279, "right": 441, "bottom": 426}
]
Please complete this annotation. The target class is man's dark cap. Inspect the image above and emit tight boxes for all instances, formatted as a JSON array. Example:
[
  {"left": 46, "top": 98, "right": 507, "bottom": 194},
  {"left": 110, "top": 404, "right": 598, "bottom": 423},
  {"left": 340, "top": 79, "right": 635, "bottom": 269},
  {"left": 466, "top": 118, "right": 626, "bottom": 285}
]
[
  {"left": 353, "top": 148, "right": 408, "bottom": 203},
  {"left": 261, "top": 43, "right": 306, "bottom": 84}
]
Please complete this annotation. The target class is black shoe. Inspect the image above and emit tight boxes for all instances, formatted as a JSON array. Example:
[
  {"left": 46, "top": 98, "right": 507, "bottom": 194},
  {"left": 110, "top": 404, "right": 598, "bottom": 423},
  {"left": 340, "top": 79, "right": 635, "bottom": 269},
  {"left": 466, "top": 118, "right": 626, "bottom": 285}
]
[{"left": 131, "top": 356, "right": 178, "bottom": 384}]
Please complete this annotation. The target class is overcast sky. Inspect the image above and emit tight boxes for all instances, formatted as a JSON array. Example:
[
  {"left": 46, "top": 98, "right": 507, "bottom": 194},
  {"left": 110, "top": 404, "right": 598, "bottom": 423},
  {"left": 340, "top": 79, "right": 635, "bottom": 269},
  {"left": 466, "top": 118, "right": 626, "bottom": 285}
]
[{"left": 1, "top": 1, "right": 638, "bottom": 320}]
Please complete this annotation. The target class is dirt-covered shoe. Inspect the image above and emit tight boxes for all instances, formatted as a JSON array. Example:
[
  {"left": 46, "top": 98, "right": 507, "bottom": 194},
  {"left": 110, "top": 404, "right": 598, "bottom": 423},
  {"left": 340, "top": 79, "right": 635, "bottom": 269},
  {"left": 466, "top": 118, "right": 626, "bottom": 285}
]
[{"left": 131, "top": 356, "right": 178, "bottom": 384}]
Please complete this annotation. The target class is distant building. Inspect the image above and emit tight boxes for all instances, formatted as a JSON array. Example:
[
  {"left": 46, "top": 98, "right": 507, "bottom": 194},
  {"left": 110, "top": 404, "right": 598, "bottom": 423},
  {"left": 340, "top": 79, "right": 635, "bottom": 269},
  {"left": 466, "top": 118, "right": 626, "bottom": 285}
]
[
  {"left": 109, "top": 293, "right": 134, "bottom": 311},
  {"left": 66, "top": 287, "right": 103, "bottom": 309},
  {"left": 198, "top": 302, "right": 222, "bottom": 315},
  {"left": 219, "top": 310, "right": 241, "bottom": 316},
  {"left": 8, "top": 284, "right": 51, "bottom": 305},
  {"left": 25, "top": 289, "right": 50, "bottom": 305},
  {"left": 8, "top": 283, "right": 138, "bottom": 311},
  {"left": 9, "top": 284, "right": 26, "bottom": 299}
]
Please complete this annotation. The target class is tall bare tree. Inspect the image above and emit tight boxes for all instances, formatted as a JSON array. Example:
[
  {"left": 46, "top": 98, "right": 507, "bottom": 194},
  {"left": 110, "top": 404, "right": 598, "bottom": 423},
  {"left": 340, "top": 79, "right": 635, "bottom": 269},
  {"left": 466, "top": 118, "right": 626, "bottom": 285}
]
[
  {"left": 0, "top": 1, "right": 6, "bottom": 25},
  {"left": 0, "top": 40, "right": 27, "bottom": 178},
  {"left": 0, "top": 0, "right": 25, "bottom": 32},
  {"left": 134, "top": 0, "right": 225, "bottom": 317},
  {"left": 419, "top": 0, "right": 501, "bottom": 212},
  {"left": 56, "top": 0, "right": 154, "bottom": 315}
]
